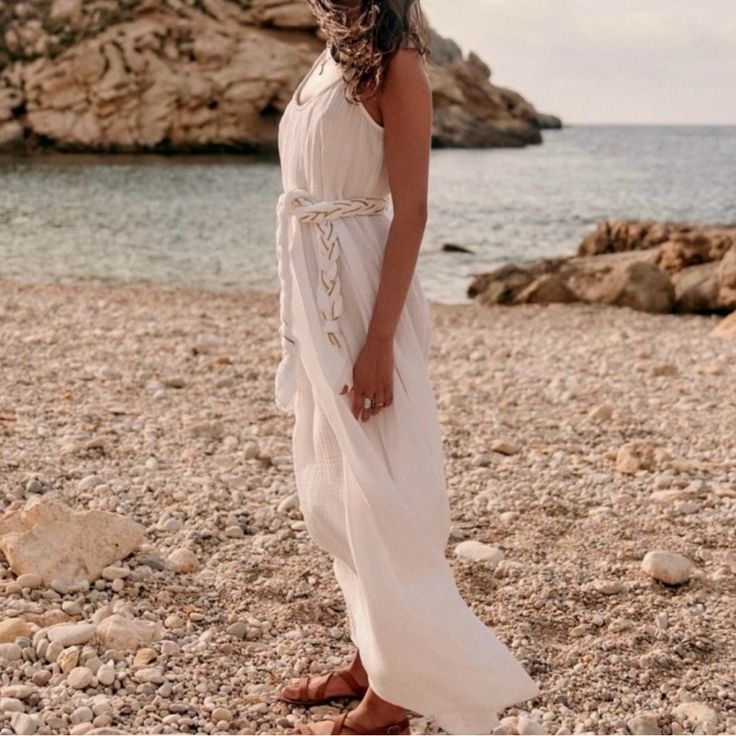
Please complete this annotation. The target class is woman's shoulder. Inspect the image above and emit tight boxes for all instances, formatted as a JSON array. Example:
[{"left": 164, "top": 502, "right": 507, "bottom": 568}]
[
  {"left": 393, "top": 38, "right": 427, "bottom": 71},
  {"left": 388, "top": 39, "right": 427, "bottom": 75},
  {"left": 391, "top": 36, "right": 425, "bottom": 63},
  {"left": 382, "top": 40, "right": 430, "bottom": 100}
]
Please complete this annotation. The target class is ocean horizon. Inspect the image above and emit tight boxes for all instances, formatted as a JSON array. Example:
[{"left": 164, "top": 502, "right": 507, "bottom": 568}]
[{"left": 2, "top": 124, "right": 734, "bottom": 304}]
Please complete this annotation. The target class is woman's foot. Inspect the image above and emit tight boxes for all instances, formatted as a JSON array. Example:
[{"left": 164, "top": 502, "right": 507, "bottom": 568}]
[
  {"left": 295, "top": 687, "right": 410, "bottom": 734},
  {"left": 280, "top": 651, "right": 370, "bottom": 705}
]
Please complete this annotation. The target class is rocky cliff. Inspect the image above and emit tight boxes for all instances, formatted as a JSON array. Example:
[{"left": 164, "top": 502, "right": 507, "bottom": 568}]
[{"left": 0, "top": 0, "right": 561, "bottom": 153}]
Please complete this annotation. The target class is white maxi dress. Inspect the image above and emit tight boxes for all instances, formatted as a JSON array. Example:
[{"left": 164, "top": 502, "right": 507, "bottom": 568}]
[{"left": 274, "top": 46, "right": 540, "bottom": 735}]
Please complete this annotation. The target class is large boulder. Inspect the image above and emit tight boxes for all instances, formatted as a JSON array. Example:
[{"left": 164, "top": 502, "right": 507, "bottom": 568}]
[
  {"left": 515, "top": 273, "right": 578, "bottom": 305},
  {"left": 672, "top": 261, "right": 721, "bottom": 314},
  {"left": 597, "top": 261, "right": 675, "bottom": 314},
  {"left": 469, "top": 220, "right": 736, "bottom": 315},
  {"left": 0, "top": 495, "right": 145, "bottom": 586},
  {"left": 469, "top": 263, "right": 539, "bottom": 305},
  {"left": 717, "top": 244, "right": 736, "bottom": 309}
]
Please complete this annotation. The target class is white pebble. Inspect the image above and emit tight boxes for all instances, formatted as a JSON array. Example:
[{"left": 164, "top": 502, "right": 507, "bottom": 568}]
[
  {"left": 454, "top": 540, "right": 505, "bottom": 564},
  {"left": 641, "top": 550, "right": 692, "bottom": 585},
  {"left": 166, "top": 548, "right": 199, "bottom": 573},
  {"left": 67, "top": 666, "right": 94, "bottom": 690}
]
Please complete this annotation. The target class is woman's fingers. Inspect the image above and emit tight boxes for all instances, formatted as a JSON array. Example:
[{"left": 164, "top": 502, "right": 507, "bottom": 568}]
[
  {"left": 372, "top": 389, "right": 386, "bottom": 416},
  {"left": 350, "top": 384, "right": 373, "bottom": 422},
  {"left": 351, "top": 386, "right": 364, "bottom": 420},
  {"left": 346, "top": 385, "right": 392, "bottom": 422},
  {"left": 357, "top": 393, "right": 371, "bottom": 422},
  {"left": 360, "top": 387, "right": 373, "bottom": 422}
]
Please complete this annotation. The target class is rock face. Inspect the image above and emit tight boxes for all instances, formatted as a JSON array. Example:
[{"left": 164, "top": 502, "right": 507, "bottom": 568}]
[
  {"left": 426, "top": 28, "right": 559, "bottom": 148},
  {"left": 0, "top": 495, "right": 145, "bottom": 586},
  {"left": 0, "top": 0, "right": 560, "bottom": 153},
  {"left": 468, "top": 220, "right": 736, "bottom": 315}
]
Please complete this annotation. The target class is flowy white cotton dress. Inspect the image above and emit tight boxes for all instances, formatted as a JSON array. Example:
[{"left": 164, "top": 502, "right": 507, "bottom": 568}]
[{"left": 273, "top": 45, "right": 540, "bottom": 735}]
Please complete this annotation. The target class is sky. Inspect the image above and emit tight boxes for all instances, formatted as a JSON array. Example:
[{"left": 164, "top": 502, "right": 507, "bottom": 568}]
[{"left": 422, "top": 0, "right": 736, "bottom": 125}]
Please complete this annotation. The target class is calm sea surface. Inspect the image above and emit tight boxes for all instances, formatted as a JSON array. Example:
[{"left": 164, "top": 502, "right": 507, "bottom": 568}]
[{"left": 1, "top": 125, "right": 734, "bottom": 304}]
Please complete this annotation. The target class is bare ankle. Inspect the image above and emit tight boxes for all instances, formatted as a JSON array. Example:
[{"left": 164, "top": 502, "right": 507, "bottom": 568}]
[
  {"left": 350, "top": 703, "right": 406, "bottom": 729},
  {"left": 345, "top": 650, "right": 368, "bottom": 684},
  {"left": 353, "top": 687, "right": 406, "bottom": 723}
]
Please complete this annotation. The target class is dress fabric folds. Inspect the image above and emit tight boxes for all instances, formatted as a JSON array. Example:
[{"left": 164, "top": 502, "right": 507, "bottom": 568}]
[{"left": 274, "top": 46, "right": 540, "bottom": 734}]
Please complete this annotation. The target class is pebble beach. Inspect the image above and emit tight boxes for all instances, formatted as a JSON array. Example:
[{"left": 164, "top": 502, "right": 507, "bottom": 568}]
[{"left": 1, "top": 277, "right": 735, "bottom": 736}]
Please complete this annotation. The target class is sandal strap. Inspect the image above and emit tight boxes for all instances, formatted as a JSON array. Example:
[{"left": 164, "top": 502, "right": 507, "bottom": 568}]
[
  {"left": 295, "top": 675, "right": 313, "bottom": 701},
  {"left": 333, "top": 669, "right": 367, "bottom": 696},
  {"left": 313, "top": 670, "right": 335, "bottom": 701},
  {"left": 331, "top": 713, "right": 349, "bottom": 735},
  {"left": 332, "top": 713, "right": 410, "bottom": 735}
]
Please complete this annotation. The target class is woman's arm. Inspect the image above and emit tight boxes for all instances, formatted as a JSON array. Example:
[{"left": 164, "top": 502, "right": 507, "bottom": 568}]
[
  {"left": 368, "top": 48, "right": 432, "bottom": 343},
  {"left": 345, "top": 48, "right": 432, "bottom": 422}
]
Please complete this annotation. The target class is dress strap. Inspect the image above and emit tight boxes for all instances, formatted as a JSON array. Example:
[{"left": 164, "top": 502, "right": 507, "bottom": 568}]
[{"left": 293, "top": 46, "right": 330, "bottom": 106}]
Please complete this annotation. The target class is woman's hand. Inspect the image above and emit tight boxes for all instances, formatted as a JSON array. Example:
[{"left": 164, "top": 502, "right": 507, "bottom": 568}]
[{"left": 340, "top": 335, "right": 394, "bottom": 422}]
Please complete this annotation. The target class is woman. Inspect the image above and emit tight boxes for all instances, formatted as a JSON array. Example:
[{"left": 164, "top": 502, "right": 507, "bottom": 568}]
[{"left": 273, "top": 1, "right": 540, "bottom": 734}]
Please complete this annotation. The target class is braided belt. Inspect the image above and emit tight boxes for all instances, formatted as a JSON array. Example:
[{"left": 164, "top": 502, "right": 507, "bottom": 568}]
[{"left": 274, "top": 188, "right": 388, "bottom": 414}]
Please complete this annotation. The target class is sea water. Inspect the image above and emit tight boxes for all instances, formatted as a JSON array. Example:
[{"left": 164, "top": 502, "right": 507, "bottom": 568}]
[{"left": 1, "top": 125, "right": 734, "bottom": 304}]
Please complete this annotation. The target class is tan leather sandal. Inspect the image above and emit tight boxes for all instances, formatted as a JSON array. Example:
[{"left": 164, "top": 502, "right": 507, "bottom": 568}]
[
  {"left": 279, "top": 669, "right": 369, "bottom": 706},
  {"left": 297, "top": 711, "right": 411, "bottom": 735}
]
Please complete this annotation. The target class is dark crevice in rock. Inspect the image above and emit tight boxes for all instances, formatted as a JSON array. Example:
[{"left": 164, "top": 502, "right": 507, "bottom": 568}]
[
  {"left": 11, "top": 101, "right": 27, "bottom": 119},
  {"left": 259, "top": 100, "right": 280, "bottom": 118}
]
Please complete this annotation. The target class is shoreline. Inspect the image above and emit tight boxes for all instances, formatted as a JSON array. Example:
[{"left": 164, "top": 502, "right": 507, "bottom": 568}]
[
  {"left": 0, "top": 274, "right": 477, "bottom": 308},
  {"left": 1, "top": 277, "right": 735, "bottom": 735},
  {"left": 2, "top": 124, "right": 734, "bottom": 165}
]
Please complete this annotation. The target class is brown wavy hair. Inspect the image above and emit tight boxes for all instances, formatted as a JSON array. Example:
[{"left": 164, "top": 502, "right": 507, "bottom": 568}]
[{"left": 306, "top": 0, "right": 430, "bottom": 103}]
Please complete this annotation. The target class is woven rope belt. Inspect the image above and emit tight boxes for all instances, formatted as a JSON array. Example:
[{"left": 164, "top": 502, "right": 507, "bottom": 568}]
[{"left": 274, "top": 188, "right": 388, "bottom": 414}]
